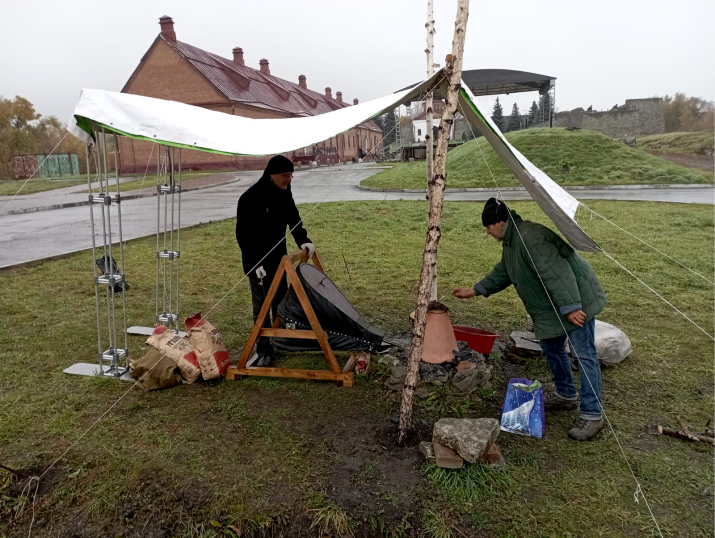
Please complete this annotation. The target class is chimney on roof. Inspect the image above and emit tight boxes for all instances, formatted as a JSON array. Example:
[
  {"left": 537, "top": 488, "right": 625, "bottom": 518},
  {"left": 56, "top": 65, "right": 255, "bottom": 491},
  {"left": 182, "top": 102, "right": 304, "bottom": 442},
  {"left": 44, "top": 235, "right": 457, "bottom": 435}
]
[
  {"left": 259, "top": 58, "right": 270, "bottom": 75},
  {"left": 159, "top": 15, "right": 176, "bottom": 41},
  {"left": 298, "top": 75, "right": 307, "bottom": 89},
  {"left": 232, "top": 47, "right": 244, "bottom": 66},
  {"left": 353, "top": 98, "right": 359, "bottom": 105},
  {"left": 336, "top": 91, "right": 343, "bottom": 103},
  {"left": 325, "top": 87, "right": 332, "bottom": 99}
]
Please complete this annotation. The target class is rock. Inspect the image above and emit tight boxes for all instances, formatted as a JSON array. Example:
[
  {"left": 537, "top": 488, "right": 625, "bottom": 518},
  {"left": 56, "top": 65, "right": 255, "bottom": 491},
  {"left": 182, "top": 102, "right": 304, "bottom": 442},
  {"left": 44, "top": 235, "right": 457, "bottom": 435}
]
[
  {"left": 384, "top": 365, "right": 408, "bottom": 391},
  {"left": 508, "top": 331, "right": 542, "bottom": 358},
  {"left": 390, "top": 413, "right": 400, "bottom": 424},
  {"left": 433, "top": 418, "right": 500, "bottom": 463},
  {"left": 700, "top": 487, "right": 711, "bottom": 497},
  {"left": 419, "top": 441, "right": 436, "bottom": 463},
  {"left": 433, "top": 441, "right": 463, "bottom": 469},
  {"left": 457, "top": 361, "right": 475, "bottom": 372},
  {"left": 526, "top": 314, "right": 535, "bottom": 332},
  {"left": 378, "top": 354, "right": 399, "bottom": 366},
  {"left": 481, "top": 443, "right": 506, "bottom": 468},
  {"left": 450, "top": 364, "right": 493, "bottom": 394},
  {"left": 415, "top": 383, "right": 433, "bottom": 398}
]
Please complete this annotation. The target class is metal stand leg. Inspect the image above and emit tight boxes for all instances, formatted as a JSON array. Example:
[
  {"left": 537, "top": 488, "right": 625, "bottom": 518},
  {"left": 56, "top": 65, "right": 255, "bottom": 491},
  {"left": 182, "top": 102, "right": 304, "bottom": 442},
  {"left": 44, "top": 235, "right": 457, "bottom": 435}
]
[
  {"left": 127, "top": 144, "right": 185, "bottom": 337},
  {"left": 65, "top": 129, "right": 131, "bottom": 381}
]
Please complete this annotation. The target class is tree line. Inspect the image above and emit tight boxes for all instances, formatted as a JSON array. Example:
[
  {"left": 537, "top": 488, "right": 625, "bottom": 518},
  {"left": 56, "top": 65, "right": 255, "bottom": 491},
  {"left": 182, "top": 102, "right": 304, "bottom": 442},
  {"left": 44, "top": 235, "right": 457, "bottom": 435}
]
[{"left": 0, "top": 95, "right": 91, "bottom": 180}]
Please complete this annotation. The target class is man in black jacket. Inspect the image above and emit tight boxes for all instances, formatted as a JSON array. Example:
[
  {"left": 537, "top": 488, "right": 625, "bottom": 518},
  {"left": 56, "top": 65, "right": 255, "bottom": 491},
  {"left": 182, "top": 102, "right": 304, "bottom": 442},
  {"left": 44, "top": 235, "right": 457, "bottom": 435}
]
[{"left": 236, "top": 155, "right": 314, "bottom": 366}]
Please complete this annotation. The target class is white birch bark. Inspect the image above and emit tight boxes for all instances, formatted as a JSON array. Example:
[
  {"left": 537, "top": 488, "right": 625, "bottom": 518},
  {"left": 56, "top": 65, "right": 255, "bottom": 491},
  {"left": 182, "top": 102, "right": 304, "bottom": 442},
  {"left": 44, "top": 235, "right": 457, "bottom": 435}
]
[{"left": 398, "top": 0, "right": 470, "bottom": 445}]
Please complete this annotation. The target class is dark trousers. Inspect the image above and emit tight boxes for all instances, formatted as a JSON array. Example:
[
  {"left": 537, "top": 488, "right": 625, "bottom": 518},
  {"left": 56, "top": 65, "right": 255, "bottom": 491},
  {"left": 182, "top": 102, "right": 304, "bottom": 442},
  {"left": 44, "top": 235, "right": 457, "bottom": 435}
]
[{"left": 249, "top": 275, "right": 288, "bottom": 357}]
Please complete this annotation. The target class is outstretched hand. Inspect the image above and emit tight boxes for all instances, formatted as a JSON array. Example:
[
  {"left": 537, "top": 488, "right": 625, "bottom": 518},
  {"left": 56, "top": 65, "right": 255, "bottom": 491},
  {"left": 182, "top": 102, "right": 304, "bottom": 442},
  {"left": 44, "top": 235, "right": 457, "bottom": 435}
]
[
  {"left": 566, "top": 309, "right": 587, "bottom": 327},
  {"left": 452, "top": 287, "right": 476, "bottom": 299}
]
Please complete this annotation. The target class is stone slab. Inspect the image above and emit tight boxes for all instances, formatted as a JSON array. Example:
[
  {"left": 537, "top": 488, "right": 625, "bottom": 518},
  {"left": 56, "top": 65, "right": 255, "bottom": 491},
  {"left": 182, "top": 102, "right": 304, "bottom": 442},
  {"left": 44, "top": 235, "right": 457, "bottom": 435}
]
[
  {"left": 419, "top": 441, "right": 436, "bottom": 463},
  {"left": 433, "top": 441, "right": 463, "bottom": 469},
  {"left": 433, "top": 418, "right": 500, "bottom": 463}
]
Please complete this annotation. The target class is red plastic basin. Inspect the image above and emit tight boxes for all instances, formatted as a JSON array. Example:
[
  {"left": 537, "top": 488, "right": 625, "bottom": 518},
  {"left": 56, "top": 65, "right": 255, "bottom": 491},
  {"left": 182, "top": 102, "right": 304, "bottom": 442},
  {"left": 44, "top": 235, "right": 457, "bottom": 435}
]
[{"left": 453, "top": 326, "right": 499, "bottom": 354}]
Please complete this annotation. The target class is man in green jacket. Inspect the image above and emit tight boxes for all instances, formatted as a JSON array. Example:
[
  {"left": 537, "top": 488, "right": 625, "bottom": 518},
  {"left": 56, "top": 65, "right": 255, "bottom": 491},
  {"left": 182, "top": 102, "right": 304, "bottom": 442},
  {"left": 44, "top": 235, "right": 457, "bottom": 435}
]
[{"left": 452, "top": 198, "right": 608, "bottom": 441}]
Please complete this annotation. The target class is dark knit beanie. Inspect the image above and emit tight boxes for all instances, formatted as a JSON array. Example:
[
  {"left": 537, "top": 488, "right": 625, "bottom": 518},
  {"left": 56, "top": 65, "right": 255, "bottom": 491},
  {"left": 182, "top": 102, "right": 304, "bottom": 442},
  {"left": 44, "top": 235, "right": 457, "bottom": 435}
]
[
  {"left": 263, "top": 154, "right": 294, "bottom": 176},
  {"left": 481, "top": 197, "right": 510, "bottom": 227}
]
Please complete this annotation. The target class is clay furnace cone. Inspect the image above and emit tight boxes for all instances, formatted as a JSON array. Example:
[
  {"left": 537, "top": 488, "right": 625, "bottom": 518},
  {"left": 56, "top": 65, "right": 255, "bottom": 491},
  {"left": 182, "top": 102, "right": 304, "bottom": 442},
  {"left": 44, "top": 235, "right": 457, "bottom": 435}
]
[{"left": 422, "top": 309, "right": 459, "bottom": 364}]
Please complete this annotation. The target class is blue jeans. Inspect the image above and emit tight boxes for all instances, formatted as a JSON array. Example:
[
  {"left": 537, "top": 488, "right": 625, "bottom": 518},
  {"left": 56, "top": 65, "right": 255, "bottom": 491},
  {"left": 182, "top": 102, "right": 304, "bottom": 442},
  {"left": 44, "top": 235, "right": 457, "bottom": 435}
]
[{"left": 539, "top": 318, "right": 603, "bottom": 420}]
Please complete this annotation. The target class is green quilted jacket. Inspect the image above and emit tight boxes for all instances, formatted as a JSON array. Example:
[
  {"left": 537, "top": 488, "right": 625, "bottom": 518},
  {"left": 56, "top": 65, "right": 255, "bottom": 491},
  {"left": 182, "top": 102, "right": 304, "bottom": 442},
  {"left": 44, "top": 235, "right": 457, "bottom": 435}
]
[{"left": 474, "top": 210, "right": 607, "bottom": 340}]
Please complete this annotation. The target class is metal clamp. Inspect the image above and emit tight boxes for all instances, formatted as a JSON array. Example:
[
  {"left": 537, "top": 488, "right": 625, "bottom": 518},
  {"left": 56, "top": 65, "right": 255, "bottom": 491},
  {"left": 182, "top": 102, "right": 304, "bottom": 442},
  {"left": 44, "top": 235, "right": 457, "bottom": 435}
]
[
  {"left": 158, "top": 184, "right": 181, "bottom": 194},
  {"left": 99, "top": 347, "right": 128, "bottom": 362},
  {"left": 88, "top": 193, "right": 120, "bottom": 205},
  {"left": 156, "top": 312, "right": 179, "bottom": 324},
  {"left": 96, "top": 273, "right": 125, "bottom": 286},
  {"left": 156, "top": 250, "right": 180, "bottom": 260}
]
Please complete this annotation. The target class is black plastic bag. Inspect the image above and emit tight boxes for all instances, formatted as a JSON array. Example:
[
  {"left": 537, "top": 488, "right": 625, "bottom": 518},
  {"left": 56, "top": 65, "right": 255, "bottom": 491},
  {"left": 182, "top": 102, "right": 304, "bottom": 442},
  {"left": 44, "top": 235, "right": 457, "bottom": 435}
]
[
  {"left": 95, "top": 255, "right": 129, "bottom": 293},
  {"left": 273, "top": 263, "right": 384, "bottom": 352}
]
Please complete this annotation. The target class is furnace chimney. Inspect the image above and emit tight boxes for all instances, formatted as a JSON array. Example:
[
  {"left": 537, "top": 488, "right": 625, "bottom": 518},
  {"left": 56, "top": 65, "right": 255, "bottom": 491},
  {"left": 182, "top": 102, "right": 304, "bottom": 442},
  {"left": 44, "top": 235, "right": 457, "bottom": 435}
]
[
  {"left": 298, "top": 75, "right": 307, "bottom": 89},
  {"left": 325, "top": 87, "right": 333, "bottom": 99}
]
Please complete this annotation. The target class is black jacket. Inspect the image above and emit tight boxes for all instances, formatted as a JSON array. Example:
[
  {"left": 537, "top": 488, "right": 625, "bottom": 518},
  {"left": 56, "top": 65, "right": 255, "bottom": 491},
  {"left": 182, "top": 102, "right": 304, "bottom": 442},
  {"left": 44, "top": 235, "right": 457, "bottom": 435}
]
[{"left": 236, "top": 175, "right": 310, "bottom": 279}]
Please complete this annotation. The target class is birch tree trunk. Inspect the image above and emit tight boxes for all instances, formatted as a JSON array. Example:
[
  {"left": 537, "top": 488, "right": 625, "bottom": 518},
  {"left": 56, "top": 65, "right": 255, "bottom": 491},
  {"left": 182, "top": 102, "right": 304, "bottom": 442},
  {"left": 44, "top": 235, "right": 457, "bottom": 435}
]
[
  {"left": 425, "top": 0, "right": 438, "bottom": 302},
  {"left": 398, "top": 0, "right": 469, "bottom": 445}
]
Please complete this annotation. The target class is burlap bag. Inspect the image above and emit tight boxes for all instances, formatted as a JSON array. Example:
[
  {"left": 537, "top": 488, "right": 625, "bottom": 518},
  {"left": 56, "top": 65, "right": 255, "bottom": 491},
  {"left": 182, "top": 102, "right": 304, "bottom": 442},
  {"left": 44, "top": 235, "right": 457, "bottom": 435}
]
[
  {"left": 129, "top": 348, "right": 182, "bottom": 390},
  {"left": 185, "top": 313, "right": 230, "bottom": 380},
  {"left": 146, "top": 325, "right": 202, "bottom": 383}
]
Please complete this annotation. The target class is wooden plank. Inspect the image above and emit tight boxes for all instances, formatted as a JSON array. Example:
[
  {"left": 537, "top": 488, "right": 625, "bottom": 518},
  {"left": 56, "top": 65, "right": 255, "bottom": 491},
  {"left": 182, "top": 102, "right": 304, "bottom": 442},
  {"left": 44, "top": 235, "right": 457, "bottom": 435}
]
[
  {"left": 287, "top": 249, "right": 308, "bottom": 265},
  {"left": 312, "top": 251, "right": 325, "bottom": 272},
  {"left": 284, "top": 261, "right": 341, "bottom": 374},
  {"left": 237, "top": 260, "right": 288, "bottom": 369},
  {"left": 259, "top": 328, "right": 317, "bottom": 339},
  {"left": 227, "top": 366, "right": 353, "bottom": 387}
]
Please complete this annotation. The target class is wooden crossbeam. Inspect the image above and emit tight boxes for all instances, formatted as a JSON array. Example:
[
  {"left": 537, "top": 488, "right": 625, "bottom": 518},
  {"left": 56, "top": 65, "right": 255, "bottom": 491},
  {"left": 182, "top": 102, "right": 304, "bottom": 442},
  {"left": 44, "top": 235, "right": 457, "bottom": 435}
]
[{"left": 226, "top": 249, "right": 352, "bottom": 387}]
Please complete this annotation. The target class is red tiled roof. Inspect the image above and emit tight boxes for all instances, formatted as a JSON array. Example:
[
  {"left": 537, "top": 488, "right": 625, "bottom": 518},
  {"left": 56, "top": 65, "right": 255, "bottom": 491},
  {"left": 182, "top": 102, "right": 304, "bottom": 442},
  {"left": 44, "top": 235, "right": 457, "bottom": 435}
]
[{"left": 164, "top": 37, "right": 382, "bottom": 132}]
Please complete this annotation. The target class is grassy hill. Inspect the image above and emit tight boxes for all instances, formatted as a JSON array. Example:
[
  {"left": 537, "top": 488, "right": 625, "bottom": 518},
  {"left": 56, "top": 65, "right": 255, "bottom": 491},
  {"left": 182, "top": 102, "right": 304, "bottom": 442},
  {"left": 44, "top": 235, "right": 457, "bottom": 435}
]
[
  {"left": 363, "top": 128, "right": 714, "bottom": 189},
  {"left": 638, "top": 130, "right": 714, "bottom": 155}
]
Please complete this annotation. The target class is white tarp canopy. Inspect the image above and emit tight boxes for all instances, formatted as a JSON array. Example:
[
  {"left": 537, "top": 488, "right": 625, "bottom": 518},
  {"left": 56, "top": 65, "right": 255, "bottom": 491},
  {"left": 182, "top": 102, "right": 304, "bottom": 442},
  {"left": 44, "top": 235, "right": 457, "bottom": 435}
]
[{"left": 68, "top": 69, "right": 599, "bottom": 252}]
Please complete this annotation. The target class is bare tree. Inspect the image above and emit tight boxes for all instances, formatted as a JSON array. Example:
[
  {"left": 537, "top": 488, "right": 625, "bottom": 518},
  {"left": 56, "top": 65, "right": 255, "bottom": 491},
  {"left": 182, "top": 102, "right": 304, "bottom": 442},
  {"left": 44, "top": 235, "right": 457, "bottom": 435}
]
[{"left": 398, "top": 0, "right": 470, "bottom": 445}]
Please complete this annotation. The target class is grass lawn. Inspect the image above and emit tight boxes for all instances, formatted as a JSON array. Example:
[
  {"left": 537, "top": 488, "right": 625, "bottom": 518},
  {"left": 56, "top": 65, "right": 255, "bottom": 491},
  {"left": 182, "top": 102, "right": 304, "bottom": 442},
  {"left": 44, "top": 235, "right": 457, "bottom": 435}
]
[
  {"left": 363, "top": 128, "right": 714, "bottom": 190},
  {"left": 0, "top": 178, "right": 86, "bottom": 196},
  {"left": 1, "top": 200, "right": 713, "bottom": 537},
  {"left": 638, "top": 131, "right": 714, "bottom": 155}
]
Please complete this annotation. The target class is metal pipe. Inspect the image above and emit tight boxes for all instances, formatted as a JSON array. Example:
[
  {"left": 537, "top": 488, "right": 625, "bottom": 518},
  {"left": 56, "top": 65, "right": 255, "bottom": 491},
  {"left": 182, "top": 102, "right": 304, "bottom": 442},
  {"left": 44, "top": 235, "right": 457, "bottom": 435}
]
[
  {"left": 87, "top": 145, "right": 103, "bottom": 367},
  {"left": 96, "top": 132, "right": 113, "bottom": 353},
  {"left": 114, "top": 133, "right": 129, "bottom": 362},
  {"left": 169, "top": 146, "right": 175, "bottom": 330},
  {"left": 156, "top": 144, "right": 161, "bottom": 323},
  {"left": 101, "top": 128, "right": 118, "bottom": 360},
  {"left": 176, "top": 148, "right": 181, "bottom": 323},
  {"left": 162, "top": 148, "right": 168, "bottom": 321}
]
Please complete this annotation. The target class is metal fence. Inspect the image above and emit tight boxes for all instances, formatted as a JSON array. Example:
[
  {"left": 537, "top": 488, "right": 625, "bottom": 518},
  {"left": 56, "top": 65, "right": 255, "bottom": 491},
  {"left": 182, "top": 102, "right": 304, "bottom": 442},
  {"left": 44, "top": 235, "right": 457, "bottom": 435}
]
[{"left": 12, "top": 153, "right": 80, "bottom": 180}]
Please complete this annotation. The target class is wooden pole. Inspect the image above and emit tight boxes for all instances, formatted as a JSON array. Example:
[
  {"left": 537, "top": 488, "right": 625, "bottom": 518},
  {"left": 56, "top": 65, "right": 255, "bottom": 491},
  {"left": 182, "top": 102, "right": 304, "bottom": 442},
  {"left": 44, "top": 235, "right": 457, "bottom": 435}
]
[
  {"left": 425, "top": 0, "right": 438, "bottom": 302},
  {"left": 398, "top": 0, "right": 469, "bottom": 445}
]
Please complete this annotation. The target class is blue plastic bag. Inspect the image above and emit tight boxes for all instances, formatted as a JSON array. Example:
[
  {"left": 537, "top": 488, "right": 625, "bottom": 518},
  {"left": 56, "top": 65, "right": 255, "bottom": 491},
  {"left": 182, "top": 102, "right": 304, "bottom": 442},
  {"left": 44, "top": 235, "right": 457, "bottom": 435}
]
[{"left": 500, "top": 378, "right": 545, "bottom": 438}]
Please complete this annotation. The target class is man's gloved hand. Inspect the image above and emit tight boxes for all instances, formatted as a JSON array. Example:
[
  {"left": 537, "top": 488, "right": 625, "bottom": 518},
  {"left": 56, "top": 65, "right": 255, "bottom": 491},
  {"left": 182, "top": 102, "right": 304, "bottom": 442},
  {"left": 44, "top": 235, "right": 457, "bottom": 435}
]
[
  {"left": 256, "top": 266, "right": 267, "bottom": 280},
  {"left": 301, "top": 243, "right": 315, "bottom": 259}
]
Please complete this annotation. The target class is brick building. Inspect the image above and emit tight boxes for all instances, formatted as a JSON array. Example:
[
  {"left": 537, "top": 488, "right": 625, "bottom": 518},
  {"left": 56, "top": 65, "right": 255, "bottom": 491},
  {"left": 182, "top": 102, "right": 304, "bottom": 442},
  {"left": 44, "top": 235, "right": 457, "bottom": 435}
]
[{"left": 117, "top": 16, "right": 383, "bottom": 173}]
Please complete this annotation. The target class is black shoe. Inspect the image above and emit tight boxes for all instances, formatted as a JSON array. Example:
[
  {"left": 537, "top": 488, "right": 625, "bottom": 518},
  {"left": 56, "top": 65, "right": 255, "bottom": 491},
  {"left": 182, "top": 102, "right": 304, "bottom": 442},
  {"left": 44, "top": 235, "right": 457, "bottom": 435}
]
[
  {"left": 544, "top": 392, "right": 578, "bottom": 411},
  {"left": 255, "top": 354, "right": 272, "bottom": 367},
  {"left": 568, "top": 417, "right": 604, "bottom": 441}
]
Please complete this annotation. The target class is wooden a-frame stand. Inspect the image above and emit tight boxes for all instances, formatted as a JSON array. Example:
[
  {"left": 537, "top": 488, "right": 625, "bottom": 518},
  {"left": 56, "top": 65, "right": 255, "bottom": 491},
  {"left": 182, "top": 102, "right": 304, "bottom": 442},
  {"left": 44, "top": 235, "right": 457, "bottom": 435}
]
[{"left": 225, "top": 249, "right": 354, "bottom": 387}]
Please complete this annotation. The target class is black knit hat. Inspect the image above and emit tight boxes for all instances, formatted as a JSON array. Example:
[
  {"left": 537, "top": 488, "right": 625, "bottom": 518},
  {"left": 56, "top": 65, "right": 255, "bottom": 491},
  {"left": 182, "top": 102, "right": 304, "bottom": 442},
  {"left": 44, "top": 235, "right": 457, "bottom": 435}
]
[
  {"left": 481, "top": 197, "right": 510, "bottom": 227},
  {"left": 263, "top": 154, "right": 294, "bottom": 176}
]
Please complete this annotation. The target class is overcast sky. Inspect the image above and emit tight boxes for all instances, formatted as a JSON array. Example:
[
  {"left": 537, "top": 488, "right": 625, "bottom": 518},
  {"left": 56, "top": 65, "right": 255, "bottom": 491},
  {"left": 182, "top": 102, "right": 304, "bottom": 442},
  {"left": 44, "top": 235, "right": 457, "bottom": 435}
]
[{"left": 1, "top": 0, "right": 713, "bottom": 122}]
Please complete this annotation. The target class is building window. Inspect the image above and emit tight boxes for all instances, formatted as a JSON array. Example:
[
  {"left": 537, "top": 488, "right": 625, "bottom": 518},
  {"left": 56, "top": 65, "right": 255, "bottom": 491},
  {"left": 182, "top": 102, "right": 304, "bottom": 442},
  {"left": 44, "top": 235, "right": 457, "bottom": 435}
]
[{"left": 418, "top": 129, "right": 422, "bottom": 136}]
